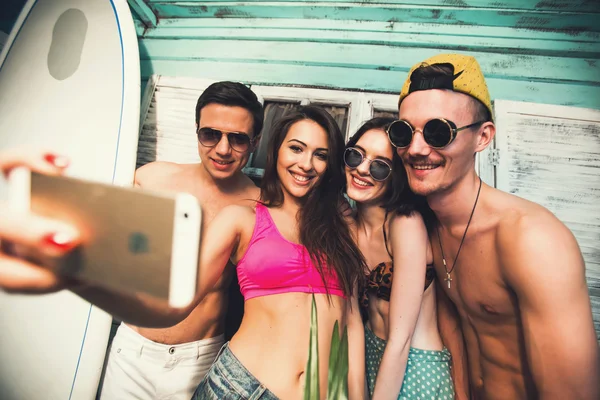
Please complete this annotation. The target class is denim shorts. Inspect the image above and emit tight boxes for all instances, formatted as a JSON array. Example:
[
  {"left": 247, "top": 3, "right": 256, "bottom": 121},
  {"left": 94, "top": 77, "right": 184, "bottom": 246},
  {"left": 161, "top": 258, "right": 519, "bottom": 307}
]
[{"left": 192, "top": 342, "right": 280, "bottom": 400}]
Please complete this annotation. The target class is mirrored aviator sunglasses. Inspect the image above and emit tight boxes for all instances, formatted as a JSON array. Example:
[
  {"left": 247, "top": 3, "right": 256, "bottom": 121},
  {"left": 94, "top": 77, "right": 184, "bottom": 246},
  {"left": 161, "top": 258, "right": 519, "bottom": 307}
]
[
  {"left": 344, "top": 147, "right": 392, "bottom": 181},
  {"left": 196, "top": 127, "right": 253, "bottom": 152},
  {"left": 387, "top": 118, "right": 484, "bottom": 149}
]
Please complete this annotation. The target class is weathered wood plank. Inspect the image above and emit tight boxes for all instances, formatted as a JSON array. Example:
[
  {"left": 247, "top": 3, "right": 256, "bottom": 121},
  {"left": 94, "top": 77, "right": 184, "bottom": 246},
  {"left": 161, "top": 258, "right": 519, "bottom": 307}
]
[
  {"left": 146, "top": 0, "right": 600, "bottom": 14},
  {"left": 133, "top": 18, "right": 147, "bottom": 36},
  {"left": 140, "top": 26, "right": 600, "bottom": 58},
  {"left": 154, "top": 17, "right": 600, "bottom": 43},
  {"left": 127, "top": 0, "right": 158, "bottom": 28},
  {"left": 139, "top": 59, "right": 600, "bottom": 109},
  {"left": 144, "top": 2, "right": 598, "bottom": 33},
  {"left": 137, "top": 39, "right": 600, "bottom": 84}
]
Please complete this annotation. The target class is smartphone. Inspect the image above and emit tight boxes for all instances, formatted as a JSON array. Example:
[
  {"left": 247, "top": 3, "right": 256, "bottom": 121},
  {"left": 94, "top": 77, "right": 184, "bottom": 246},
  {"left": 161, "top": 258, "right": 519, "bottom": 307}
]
[{"left": 8, "top": 168, "right": 201, "bottom": 308}]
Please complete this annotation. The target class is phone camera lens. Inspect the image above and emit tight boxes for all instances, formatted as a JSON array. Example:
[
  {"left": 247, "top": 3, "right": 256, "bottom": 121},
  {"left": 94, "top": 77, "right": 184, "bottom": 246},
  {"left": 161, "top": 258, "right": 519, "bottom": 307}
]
[{"left": 184, "top": 213, "right": 189, "bottom": 218}]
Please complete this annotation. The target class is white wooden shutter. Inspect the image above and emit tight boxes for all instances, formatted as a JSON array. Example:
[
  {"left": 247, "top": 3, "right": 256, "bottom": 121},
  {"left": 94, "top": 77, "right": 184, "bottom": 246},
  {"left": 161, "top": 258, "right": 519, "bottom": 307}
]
[
  {"left": 136, "top": 75, "right": 217, "bottom": 167},
  {"left": 494, "top": 100, "right": 600, "bottom": 339}
]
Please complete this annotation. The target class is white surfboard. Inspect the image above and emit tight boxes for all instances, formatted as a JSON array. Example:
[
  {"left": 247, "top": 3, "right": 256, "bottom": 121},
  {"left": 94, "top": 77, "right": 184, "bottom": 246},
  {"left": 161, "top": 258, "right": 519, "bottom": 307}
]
[{"left": 0, "top": 1, "right": 140, "bottom": 399}]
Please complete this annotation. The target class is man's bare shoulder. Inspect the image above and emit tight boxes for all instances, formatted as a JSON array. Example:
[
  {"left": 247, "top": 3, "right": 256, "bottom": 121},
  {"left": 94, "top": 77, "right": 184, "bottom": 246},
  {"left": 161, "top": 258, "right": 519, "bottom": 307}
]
[
  {"left": 492, "top": 189, "right": 582, "bottom": 284},
  {"left": 135, "top": 161, "right": 197, "bottom": 188},
  {"left": 494, "top": 189, "right": 573, "bottom": 246},
  {"left": 238, "top": 176, "right": 261, "bottom": 198}
]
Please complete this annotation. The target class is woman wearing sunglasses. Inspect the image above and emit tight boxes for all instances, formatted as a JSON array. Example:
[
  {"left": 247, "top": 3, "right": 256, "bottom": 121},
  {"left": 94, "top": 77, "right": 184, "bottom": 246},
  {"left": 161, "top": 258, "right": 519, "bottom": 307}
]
[{"left": 344, "top": 118, "right": 454, "bottom": 399}]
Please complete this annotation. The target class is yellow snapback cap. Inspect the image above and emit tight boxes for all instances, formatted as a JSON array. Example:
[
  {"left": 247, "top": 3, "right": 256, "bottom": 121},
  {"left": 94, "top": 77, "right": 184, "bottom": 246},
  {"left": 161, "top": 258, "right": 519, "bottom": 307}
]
[{"left": 399, "top": 53, "right": 493, "bottom": 121}]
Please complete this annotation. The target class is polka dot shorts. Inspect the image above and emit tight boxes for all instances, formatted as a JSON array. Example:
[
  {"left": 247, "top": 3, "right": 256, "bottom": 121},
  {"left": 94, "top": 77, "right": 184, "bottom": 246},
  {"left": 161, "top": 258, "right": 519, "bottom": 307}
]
[{"left": 365, "top": 326, "right": 455, "bottom": 399}]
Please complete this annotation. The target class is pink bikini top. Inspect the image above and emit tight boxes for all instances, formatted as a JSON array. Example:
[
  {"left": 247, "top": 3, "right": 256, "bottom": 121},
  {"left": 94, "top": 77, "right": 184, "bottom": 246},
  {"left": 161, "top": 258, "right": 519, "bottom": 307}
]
[{"left": 236, "top": 203, "right": 346, "bottom": 301}]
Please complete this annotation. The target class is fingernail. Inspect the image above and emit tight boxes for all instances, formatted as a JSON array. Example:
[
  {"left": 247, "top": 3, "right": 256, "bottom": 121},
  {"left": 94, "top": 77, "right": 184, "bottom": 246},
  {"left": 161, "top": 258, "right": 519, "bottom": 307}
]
[
  {"left": 44, "top": 153, "right": 70, "bottom": 168},
  {"left": 42, "top": 232, "right": 76, "bottom": 251}
]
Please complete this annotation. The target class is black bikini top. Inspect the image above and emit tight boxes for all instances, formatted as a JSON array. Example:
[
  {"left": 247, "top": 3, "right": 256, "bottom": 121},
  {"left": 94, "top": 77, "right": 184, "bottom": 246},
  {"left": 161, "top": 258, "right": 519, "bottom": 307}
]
[{"left": 360, "top": 220, "right": 435, "bottom": 310}]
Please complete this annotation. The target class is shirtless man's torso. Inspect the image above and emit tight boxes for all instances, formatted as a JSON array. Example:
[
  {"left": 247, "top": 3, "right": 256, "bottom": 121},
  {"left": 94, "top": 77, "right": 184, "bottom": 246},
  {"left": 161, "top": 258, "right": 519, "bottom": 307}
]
[
  {"left": 394, "top": 54, "right": 599, "bottom": 399},
  {"left": 99, "top": 81, "right": 263, "bottom": 400},
  {"left": 132, "top": 161, "right": 258, "bottom": 344}
]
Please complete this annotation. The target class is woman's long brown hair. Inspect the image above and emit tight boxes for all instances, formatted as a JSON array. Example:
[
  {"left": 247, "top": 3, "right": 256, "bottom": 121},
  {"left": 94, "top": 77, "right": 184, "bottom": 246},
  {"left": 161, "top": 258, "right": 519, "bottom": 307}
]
[{"left": 260, "top": 106, "right": 365, "bottom": 297}]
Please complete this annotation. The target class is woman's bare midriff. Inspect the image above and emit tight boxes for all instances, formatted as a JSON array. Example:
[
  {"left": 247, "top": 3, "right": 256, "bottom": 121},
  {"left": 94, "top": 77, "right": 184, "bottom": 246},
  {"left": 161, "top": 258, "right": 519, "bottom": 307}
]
[
  {"left": 366, "top": 283, "right": 443, "bottom": 351},
  {"left": 229, "top": 292, "right": 349, "bottom": 400}
]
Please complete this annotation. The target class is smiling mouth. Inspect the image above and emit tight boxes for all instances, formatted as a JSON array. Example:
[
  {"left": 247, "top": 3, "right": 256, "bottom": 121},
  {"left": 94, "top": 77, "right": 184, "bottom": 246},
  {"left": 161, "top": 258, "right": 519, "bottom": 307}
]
[
  {"left": 212, "top": 158, "right": 234, "bottom": 165},
  {"left": 410, "top": 164, "right": 439, "bottom": 170},
  {"left": 352, "top": 175, "right": 372, "bottom": 187},
  {"left": 290, "top": 171, "right": 314, "bottom": 183}
]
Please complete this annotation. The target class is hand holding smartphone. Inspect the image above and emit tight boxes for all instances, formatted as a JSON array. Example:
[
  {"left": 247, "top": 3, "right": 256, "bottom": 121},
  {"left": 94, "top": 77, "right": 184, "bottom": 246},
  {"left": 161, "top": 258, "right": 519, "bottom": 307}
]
[{"left": 7, "top": 168, "right": 201, "bottom": 308}]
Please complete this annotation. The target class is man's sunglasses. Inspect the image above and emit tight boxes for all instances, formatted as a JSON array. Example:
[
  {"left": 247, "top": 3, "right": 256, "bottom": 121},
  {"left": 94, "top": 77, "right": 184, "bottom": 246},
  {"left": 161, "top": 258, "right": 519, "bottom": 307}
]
[
  {"left": 344, "top": 147, "right": 392, "bottom": 181},
  {"left": 387, "top": 118, "right": 485, "bottom": 149},
  {"left": 196, "top": 127, "right": 254, "bottom": 152}
]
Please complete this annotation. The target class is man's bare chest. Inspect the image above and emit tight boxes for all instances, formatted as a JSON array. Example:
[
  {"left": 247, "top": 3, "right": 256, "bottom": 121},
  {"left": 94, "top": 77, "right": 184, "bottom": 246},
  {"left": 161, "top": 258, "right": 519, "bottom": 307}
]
[
  {"left": 432, "top": 235, "right": 517, "bottom": 323},
  {"left": 200, "top": 194, "right": 260, "bottom": 242}
]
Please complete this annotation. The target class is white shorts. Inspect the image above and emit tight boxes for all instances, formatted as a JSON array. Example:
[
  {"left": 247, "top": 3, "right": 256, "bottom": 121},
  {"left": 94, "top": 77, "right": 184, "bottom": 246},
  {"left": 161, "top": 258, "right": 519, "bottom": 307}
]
[{"left": 98, "top": 323, "right": 224, "bottom": 400}]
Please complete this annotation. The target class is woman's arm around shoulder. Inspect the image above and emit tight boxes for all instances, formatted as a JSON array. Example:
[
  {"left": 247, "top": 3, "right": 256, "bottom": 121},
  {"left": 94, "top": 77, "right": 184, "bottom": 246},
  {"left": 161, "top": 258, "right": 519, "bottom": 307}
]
[{"left": 347, "top": 281, "right": 366, "bottom": 400}]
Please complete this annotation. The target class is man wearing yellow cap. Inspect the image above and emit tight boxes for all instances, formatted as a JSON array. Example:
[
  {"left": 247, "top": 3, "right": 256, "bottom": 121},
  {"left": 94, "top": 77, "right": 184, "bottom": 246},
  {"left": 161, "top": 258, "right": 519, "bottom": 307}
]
[{"left": 388, "top": 53, "right": 599, "bottom": 399}]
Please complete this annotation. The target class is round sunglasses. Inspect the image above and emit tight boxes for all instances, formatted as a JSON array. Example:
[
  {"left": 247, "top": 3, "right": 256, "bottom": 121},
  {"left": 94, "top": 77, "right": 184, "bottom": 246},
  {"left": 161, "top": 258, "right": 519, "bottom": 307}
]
[
  {"left": 387, "top": 118, "right": 485, "bottom": 149},
  {"left": 197, "top": 127, "right": 254, "bottom": 153},
  {"left": 344, "top": 147, "right": 392, "bottom": 181}
]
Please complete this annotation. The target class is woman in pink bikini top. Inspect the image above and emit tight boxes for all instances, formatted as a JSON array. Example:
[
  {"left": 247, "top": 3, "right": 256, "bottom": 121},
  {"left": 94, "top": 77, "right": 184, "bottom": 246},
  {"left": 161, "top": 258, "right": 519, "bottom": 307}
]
[{"left": 191, "top": 106, "right": 367, "bottom": 400}]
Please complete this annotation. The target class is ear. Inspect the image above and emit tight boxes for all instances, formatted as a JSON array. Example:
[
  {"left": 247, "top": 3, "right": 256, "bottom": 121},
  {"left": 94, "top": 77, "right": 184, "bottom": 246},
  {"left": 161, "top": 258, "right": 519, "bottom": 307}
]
[{"left": 475, "top": 121, "right": 495, "bottom": 153}]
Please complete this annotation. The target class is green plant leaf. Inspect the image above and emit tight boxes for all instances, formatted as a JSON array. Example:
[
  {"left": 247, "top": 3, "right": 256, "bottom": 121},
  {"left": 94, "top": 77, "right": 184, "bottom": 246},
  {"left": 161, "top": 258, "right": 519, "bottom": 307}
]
[
  {"left": 303, "top": 294, "right": 350, "bottom": 400},
  {"left": 303, "top": 294, "right": 320, "bottom": 400},
  {"left": 328, "top": 325, "right": 349, "bottom": 400},
  {"left": 327, "top": 321, "right": 341, "bottom": 394}
]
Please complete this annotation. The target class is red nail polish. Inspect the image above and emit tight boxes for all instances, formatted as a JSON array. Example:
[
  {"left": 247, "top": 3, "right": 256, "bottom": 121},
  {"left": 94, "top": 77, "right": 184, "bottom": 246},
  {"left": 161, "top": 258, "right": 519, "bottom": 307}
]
[
  {"left": 44, "top": 153, "right": 69, "bottom": 168},
  {"left": 42, "top": 232, "right": 75, "bottom": 251}
]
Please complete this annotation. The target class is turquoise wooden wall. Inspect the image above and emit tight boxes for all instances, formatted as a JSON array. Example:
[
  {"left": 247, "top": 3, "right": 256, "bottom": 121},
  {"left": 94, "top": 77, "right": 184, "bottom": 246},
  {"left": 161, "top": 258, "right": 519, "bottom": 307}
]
[{"left": 130, "top": 0, "right": 600, "bottom": 110}]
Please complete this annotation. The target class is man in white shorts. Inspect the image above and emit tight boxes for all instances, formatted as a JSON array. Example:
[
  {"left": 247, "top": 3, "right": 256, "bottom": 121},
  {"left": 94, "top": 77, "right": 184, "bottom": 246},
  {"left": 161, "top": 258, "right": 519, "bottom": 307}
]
[{"left": 99, "top": 81, "right": 263, "bottom": 399}]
